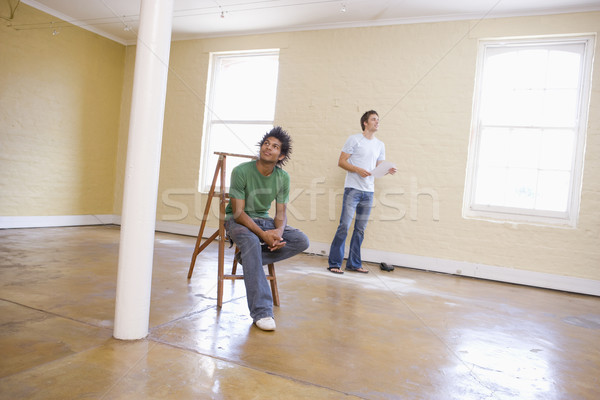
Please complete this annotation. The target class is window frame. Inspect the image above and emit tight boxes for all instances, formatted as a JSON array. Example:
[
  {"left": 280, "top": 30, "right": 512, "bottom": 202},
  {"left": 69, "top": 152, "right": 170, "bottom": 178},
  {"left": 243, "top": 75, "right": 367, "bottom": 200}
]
[
  {"left": 199, "top": 49, "right": 280, "bottom": 193},
  {"left": 463, "top": 35, "right": 595, "bottom": 228}
]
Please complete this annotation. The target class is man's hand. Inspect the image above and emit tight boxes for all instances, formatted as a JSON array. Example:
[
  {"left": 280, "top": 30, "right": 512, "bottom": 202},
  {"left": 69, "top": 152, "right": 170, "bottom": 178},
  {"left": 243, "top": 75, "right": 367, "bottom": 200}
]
[
  {"left": 387, "top": 166, "right": 397, "bottom": 175},
  {"left": 262, "top": 229, "right": 286, "bottom": 251},
  {"left": 355, "top": 167, "right": 372, "bottom": 178}
]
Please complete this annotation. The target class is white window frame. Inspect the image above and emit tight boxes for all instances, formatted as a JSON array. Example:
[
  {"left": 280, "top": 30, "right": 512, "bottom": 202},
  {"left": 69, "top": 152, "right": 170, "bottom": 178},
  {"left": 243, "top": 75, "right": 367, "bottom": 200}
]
[
  {"left": 463, "top": 35, "right": 595, "bottom": 228},
  {"left": 199, "top": 49, "right": 280, "bottom": 193}
]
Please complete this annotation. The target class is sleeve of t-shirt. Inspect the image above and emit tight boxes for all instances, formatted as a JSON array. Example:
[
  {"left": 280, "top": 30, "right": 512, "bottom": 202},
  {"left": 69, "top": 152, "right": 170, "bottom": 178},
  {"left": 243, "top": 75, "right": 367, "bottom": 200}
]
[
  {"left": 341, "top": 135, "right": 358, "bottom": 154},
  {"left": 228, "top": 165, "right": 246, "bottom": 200},
  {"left": 276, "top": 171, "right": 290, "bottom": 204},
  {"left": 378, "top": 142, "right": 386, "bottom": 162}
]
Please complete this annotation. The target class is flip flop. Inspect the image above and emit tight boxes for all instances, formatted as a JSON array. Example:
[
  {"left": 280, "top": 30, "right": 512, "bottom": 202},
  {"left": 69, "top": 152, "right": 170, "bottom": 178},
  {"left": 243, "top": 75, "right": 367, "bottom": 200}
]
[
  {"left": 346, "top": 267, "right": 369, "bottom": 274},
  {"left": 328, "top": 268, "right": 344, "bottom": 274}
]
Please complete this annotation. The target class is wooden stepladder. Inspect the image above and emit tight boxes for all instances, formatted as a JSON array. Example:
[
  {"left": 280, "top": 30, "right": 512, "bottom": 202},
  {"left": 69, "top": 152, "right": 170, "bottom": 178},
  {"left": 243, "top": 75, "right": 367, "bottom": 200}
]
[{"left": 188, "top": 152, "right": 279, "bottom": 308}]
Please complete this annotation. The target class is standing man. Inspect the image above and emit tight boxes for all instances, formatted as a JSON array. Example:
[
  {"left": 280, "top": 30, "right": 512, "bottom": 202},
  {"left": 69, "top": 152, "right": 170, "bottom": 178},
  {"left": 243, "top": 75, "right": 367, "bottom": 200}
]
[
  {"left": 328, "top": 110, "right": 396, "bottom": 274},
  {"left": 225, "top": 126, "right": 309, "bottom": 331}
]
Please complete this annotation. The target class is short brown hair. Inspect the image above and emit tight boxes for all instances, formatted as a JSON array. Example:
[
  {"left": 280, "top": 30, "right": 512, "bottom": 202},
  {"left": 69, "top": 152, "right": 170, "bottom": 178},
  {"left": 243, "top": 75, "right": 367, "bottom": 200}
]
[{"left": 360, "top": 110, "right": 378, "bottom": 131}]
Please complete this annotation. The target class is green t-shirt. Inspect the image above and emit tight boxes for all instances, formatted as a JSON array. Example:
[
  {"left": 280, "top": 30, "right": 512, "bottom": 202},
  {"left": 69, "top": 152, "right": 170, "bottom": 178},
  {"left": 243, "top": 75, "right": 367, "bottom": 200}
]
[{"left": 225, "top": 161, "right": 290, "bottom": 219}]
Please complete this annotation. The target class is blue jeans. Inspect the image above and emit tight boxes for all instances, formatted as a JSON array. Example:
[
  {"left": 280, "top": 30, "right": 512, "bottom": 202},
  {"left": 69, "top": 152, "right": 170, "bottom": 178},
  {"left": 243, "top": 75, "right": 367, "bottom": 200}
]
[
  {"left": 225, "top": 217, "right": 309, "bottom": 321},
  {"left": 328, "top": 187, "right": 374, "bottom": 270}
]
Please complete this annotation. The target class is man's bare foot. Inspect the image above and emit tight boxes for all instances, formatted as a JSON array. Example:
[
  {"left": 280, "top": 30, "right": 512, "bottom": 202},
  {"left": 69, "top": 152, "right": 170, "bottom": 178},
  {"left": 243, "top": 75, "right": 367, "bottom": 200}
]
[{"left": 346, "top": 267, "right": 369, "bottom": 274}]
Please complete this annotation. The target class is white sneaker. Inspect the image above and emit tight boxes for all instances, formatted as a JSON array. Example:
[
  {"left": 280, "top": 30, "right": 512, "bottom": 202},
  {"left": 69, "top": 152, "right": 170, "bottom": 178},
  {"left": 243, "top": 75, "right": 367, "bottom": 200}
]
[{"left": 255, "top": 317, "right": 276, "bottom": 331}]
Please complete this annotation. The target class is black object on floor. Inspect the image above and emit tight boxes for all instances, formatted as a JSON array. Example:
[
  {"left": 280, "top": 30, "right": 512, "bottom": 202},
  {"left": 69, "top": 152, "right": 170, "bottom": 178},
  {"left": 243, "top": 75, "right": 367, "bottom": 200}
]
[{"left": 380, "top": 262, "right": 394, "bottom": 272}]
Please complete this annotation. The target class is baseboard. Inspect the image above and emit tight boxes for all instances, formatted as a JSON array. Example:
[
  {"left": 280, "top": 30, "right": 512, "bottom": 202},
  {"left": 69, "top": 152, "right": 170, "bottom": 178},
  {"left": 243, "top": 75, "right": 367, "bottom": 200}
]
[
  {"left": 2, "top": 216, "right": 598, "bottom": 297},
  {"left": 0, "top": 214, "right": 118, "bottom": 229},
  {"left": 305, "top": 241, "right": 600, "bottom": 297}
]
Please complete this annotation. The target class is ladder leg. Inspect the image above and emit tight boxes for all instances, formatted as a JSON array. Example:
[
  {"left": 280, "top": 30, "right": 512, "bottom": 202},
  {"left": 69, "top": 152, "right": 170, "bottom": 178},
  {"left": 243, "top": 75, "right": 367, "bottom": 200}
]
[
  {"left": 187, "top": 158, "right": 222, "bottom": 279},
  {"left": 268, "top": 263, "right": 279, "bottom": 306}
]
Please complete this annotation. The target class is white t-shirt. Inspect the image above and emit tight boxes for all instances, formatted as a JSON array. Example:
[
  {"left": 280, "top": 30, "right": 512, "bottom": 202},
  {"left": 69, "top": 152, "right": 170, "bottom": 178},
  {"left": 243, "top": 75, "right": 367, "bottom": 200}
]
[{"left": 341, "top": 133, "right": 385, "bottom": 192}]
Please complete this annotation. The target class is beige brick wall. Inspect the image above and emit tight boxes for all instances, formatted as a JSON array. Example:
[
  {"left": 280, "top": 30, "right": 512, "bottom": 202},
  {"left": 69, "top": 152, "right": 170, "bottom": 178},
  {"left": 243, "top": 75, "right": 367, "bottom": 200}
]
[
  {"left": 1, "top": 4, "right": 598, "bottom": 283},
  {"left": 147, "top": 13, "right": 600, "bottom": 280},
  {"left": 0, "top": 4, "right": 124, "bottom": 216}
]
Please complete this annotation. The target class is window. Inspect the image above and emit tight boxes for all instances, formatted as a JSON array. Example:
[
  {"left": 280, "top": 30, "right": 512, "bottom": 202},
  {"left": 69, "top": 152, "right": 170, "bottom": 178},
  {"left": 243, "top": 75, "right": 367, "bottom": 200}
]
[
  {"left": 464, "top": 36, "right": 594, "bottom": 227},
  {"left": 199, "top": 49, "right": 280, "bottom": 192}
]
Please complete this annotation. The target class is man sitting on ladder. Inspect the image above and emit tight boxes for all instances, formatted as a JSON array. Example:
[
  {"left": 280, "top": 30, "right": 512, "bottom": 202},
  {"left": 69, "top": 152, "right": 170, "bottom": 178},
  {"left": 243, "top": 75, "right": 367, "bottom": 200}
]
[{"left": 225, "top": 126, "right": 309, "bottom": 331}]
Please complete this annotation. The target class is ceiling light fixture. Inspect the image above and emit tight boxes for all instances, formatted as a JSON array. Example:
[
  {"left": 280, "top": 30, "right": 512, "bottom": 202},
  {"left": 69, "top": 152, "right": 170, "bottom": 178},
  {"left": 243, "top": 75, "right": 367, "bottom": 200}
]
[
  {"left": 218, "top": 5, "right": 226, "bottom": 19},
  {"left": 341, "top": 3, "right": 347, "bottom": 13}
]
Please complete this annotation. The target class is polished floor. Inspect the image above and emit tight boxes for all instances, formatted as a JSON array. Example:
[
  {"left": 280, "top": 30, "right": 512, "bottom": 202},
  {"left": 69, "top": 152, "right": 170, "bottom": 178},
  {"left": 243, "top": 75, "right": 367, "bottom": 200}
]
[{"left": 0, "top": 225, "right": 599, "bottom": 399}]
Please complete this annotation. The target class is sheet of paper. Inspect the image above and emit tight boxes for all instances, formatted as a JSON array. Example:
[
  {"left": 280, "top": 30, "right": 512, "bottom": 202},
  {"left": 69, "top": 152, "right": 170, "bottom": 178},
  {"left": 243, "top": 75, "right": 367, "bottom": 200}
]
[{"left": 370, "top": 161, "right": 396, "bottom": 178}]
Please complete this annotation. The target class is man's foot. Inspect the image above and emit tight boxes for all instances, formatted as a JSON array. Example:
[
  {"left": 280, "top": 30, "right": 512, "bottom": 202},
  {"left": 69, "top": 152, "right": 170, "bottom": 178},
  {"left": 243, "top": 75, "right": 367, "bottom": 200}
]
[
  {"left": 328, "top": 267, "right": 344, "bottom": 274},
  {"left": 345, "top": 267, "right": 369, "bottom": 274},
  {"left": 255, "top": 317, "right": 276, "bottom": 331}
]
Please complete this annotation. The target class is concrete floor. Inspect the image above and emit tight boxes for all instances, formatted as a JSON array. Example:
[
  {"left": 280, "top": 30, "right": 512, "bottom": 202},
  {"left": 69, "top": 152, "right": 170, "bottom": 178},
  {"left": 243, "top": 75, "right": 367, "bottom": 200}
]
[{"left": 0, "top": 225, "right": 599, "bottom": 399}]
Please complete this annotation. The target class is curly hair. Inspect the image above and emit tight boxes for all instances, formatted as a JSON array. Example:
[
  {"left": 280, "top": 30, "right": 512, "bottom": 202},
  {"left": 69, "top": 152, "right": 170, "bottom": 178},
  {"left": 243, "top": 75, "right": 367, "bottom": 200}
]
[{"left": 257, "top": 126, "right": 292, "bottom": 166}]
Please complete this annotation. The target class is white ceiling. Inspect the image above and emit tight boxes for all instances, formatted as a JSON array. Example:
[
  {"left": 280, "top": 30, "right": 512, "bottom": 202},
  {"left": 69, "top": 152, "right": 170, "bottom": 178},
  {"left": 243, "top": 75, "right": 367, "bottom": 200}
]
[{"left": 17, "top": 0, "right": 600, "bottom": 45}]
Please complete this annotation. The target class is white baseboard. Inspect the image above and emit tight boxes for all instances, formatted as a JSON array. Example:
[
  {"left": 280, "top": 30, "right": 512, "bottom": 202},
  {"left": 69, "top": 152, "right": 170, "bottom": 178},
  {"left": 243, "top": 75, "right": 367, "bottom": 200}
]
[
  {"left": 2, "top": 216, "right": 598, "bottom": 297},
  {"left": 0, "top": 214, "right": 118, "bottom": 229},
  {"left": 297, "top": 240, "right": 600, "bottom": 297}
]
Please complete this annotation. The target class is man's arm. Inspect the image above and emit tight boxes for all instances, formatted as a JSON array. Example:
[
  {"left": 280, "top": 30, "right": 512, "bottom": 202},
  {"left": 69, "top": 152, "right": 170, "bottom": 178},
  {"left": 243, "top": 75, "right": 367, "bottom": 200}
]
[
  {"left": 230, "top": 197, "right": 267, "bottom": 241},
  {"left": 230, "top": 198, "right": 286, "bottom": 250},
  {"left": 268, "top": 202, "right": 287, "bottom": 251},
  {"left": 338, "top": 151, "right": 371, "bottom": 178}
]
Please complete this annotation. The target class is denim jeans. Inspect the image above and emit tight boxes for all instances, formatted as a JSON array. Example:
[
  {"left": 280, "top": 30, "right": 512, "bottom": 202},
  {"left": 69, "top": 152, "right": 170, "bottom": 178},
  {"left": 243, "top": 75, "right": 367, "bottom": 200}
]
[
  {"left": 328, "top": 187, "right": 374, "bottom": 270},
  {"left": 225, "top": 217, "right": 309, "bottom": 321}
]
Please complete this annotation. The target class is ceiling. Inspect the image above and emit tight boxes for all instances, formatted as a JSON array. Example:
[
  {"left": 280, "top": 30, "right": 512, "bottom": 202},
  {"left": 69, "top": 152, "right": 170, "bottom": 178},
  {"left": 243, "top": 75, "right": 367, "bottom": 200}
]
[{"left": 15, "top": 0, "right": 600, "bottom": 45}]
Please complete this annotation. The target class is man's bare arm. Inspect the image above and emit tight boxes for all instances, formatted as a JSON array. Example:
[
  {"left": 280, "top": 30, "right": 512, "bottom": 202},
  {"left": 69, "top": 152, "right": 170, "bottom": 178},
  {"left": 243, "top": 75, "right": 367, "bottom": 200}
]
[
  {"left": 338, "top": 151, "right": 371, "bottom": 177},
  {"left": 231, "top": 198, "right": 267, "bottom": 241},
  {"left": 230, "top": 198, "right": 285, "bottom": 249},
  {"left": 266, "top": 202, "right": 287, "bottom": 251}
]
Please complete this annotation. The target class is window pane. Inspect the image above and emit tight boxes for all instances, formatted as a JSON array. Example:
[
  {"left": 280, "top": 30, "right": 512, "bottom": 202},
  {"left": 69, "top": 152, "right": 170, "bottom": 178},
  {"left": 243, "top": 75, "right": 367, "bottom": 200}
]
[
  {"left": 507, "top": 129, "right": 541, "bottom": 169},
  {"left": 212, "top": 55, "right": 279, "bottom": 121},
  {"left": 505, "top": 168, "right": 537, "bottom": 209},
  {"left": 542, "top": 88, "right": 578, "bottom": 127},
  {"left": 200, "top": 51, "right": 280, "bottom": 192},
  {"left": 209, "top": 123, "right": 271, "bottom": 155},
  {"left": 511, "top": 89, "right": 544, "bottom": 126},
  {"left": 478, "top": 127, "right": 509, "bottom": 167},
  {"left": 539, "top": 130, "right": 574, "bottom": 171},
  {"left": 202, "top": 123, "right": 273, "bottom": 190},
  {"left": 474, "top": 166, "right": 507, "bottom": 206},
  {"left": 514, "top": 49, "right": 548, "bottom": 89},
  {"left": 547, "top": 50, "right": 581, "bottom": 88},
  {"left": 535, "top": 171, "right": 570, "bottom": 212},
  {"left": 465, "top": 36, "right": 592, "bottom": 225}
]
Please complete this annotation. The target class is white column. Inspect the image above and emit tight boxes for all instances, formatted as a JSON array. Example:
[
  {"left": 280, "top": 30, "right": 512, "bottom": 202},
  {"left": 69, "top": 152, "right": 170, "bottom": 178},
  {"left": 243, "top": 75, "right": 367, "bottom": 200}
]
[{"left": 113, "top": 0, "right": 174, "bottom": 340}]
